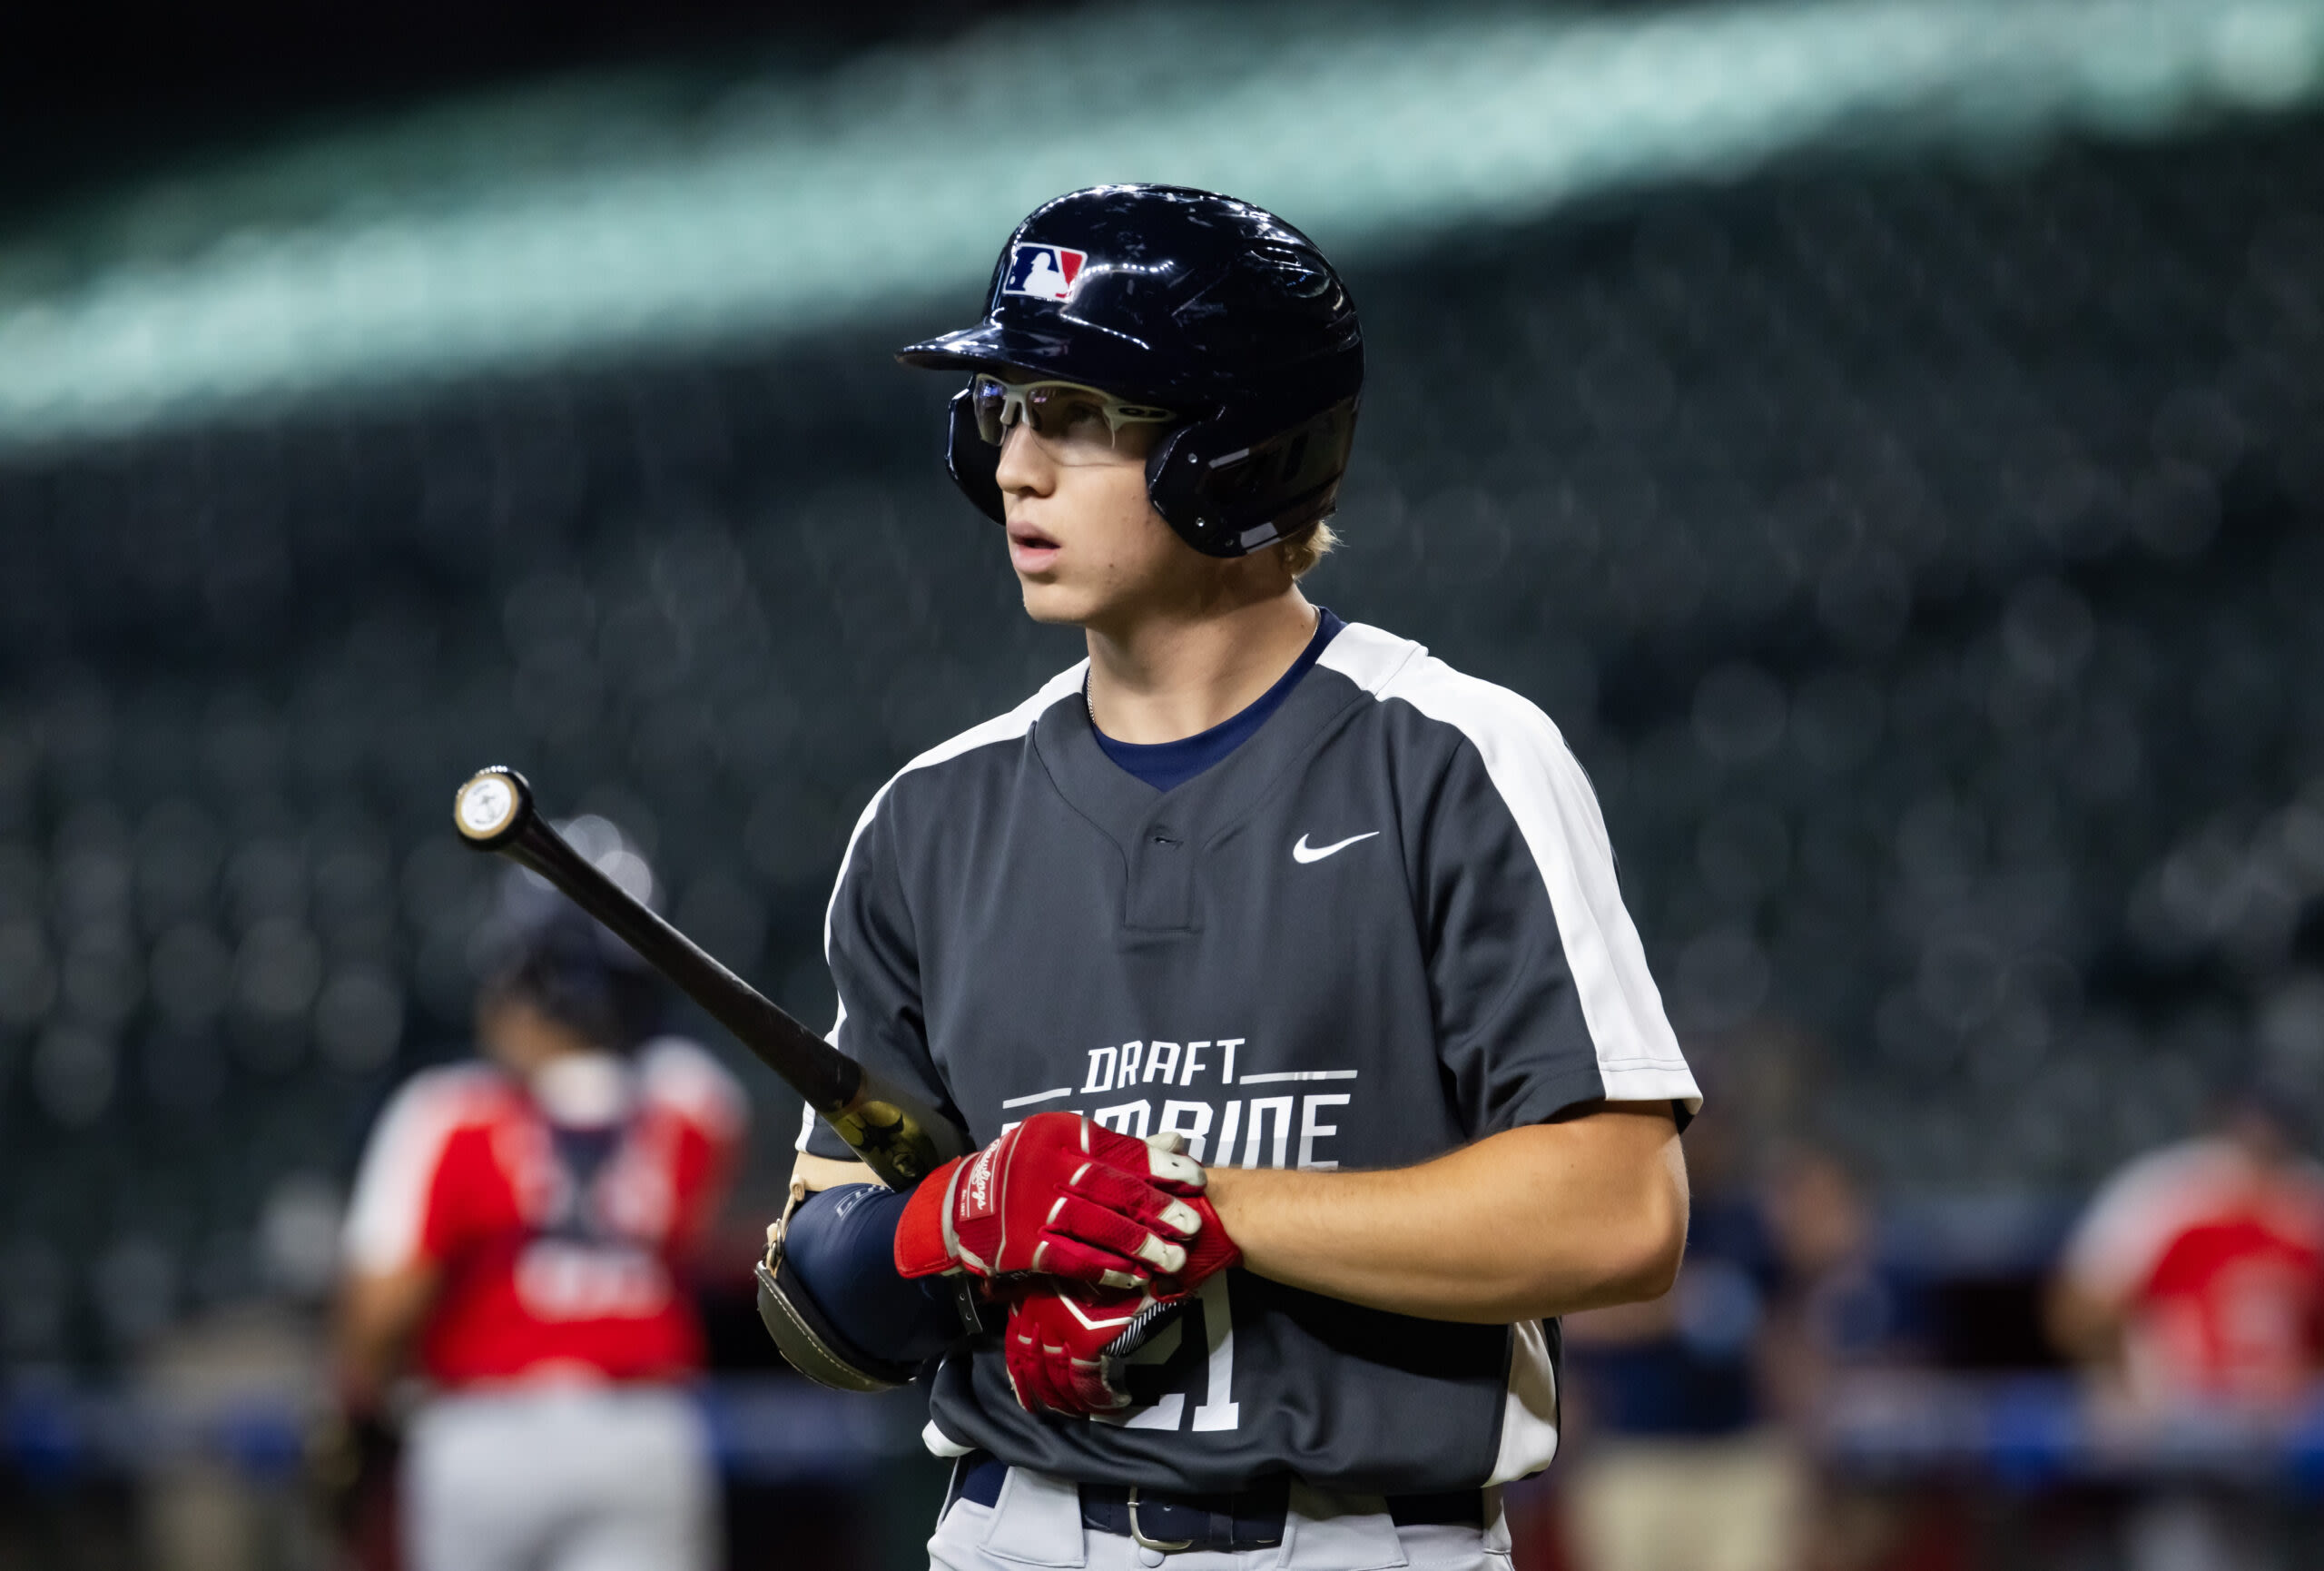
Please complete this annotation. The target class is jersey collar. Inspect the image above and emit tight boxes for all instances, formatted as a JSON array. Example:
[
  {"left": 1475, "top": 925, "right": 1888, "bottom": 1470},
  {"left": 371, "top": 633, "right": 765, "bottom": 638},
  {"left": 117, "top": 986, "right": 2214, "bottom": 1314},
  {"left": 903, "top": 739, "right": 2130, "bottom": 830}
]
[{"left": 1030, "top": 621, "right": 1368, "bottom": 863}]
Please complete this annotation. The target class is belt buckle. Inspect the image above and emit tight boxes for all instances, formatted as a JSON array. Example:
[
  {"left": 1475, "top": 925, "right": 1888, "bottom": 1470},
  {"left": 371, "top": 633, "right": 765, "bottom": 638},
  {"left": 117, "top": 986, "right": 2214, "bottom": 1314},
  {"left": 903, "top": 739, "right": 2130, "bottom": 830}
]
[{"left": 1127, "top": 1487, "right": 1195, "bottom": 1554}]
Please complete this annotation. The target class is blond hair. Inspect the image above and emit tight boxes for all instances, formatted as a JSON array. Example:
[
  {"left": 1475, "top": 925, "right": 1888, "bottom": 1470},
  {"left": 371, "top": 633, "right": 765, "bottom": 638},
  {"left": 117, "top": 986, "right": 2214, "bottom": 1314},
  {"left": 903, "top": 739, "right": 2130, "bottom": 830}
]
[{"left": 1277, "top": 518, "right": 1338, "bottom": 578}]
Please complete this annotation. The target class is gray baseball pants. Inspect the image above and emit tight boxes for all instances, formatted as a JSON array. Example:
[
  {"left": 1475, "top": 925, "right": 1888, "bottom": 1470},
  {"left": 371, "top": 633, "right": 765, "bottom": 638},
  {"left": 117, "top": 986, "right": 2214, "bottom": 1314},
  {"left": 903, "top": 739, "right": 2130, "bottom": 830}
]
[
  {"left": 927, "top": 1465, "right": 1513, "bottom": 1571},
  {"left": 403, "top": 1384, "right": 716, "bottom": 1571}
]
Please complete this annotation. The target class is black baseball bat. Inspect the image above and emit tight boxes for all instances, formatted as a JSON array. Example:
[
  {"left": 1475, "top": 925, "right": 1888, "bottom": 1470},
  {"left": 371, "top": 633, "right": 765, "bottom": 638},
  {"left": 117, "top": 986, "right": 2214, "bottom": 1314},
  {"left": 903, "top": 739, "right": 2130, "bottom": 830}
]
[{"left": 450, "top": 766, "right": 968, "bottom": 1188}]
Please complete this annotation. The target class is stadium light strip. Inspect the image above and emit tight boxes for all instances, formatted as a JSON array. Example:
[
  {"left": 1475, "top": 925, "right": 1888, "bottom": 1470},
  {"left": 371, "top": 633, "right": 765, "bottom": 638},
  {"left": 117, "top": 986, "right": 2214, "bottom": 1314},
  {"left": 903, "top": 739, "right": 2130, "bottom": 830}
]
[{"left": 0, "top": 0, "right": 2319, "bottom": 449}]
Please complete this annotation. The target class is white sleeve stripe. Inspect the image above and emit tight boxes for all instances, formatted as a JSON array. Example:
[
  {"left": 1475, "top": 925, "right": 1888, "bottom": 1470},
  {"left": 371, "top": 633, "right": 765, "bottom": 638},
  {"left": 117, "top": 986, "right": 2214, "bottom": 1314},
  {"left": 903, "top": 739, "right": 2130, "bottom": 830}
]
[
  {"left": 341, "top": 1073, "right": 477, "bottom": 1274},
  {"left": 1319, "top": 623, "right": 1701, "bottom": 1113}
]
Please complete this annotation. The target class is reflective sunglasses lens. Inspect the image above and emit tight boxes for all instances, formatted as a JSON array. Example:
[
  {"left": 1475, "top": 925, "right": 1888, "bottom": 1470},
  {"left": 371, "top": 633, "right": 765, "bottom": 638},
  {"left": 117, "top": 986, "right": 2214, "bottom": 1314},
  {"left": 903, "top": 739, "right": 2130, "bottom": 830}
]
[
  {"left": 1021, "top": 385, "right": 1110, "bottom": 440},
  {"left": 970, "top": 377, "right": 1010, "bottom": 445}
]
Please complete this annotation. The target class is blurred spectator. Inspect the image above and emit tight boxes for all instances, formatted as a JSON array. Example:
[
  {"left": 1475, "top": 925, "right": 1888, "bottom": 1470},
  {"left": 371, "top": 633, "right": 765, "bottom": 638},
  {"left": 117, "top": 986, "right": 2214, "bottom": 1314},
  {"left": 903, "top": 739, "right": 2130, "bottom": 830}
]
[
  {"left": 2049, "top": 1084, "right": 2324, "bottom": 1408},
  {"left": 329, "top": 864, "right": 747, "bottom": 1571},
  {"left": 2048, "top": 1085, "right": 2324, "bottom": 1571},
  {"left": 1757, "top": 1148, "right": 1912, "bottom": 1419},
  {"left": 1757, "top": 1146, "right": 1929, "bottom": 1571},
  {"left": 1564, "top": 1135, "right": 1938, "bottom": 1571},
  {"left": 1562, "top": 1119, "right": 1801, "bottom": 1571},
  {"left": 140, "top": 1305, "right": 323, "bottom": 1571}
]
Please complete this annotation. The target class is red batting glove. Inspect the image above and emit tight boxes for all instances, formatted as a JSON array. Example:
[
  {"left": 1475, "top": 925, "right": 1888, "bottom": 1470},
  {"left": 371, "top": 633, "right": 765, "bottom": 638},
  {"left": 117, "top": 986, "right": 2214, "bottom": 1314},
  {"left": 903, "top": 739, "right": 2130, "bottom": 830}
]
[
  {"left": 1148, "top": 1191, "right": 1240, "bottom": 1302},
  {"left": 1003, "top": 1200, "right": 1243, "bottom": 1419},
  {"left": 892, "top": 1112, "right": 1209, "bottom": 1289},
  {"left": 1004, "top": 1284, "right": 1147, "bottom": 1417}
]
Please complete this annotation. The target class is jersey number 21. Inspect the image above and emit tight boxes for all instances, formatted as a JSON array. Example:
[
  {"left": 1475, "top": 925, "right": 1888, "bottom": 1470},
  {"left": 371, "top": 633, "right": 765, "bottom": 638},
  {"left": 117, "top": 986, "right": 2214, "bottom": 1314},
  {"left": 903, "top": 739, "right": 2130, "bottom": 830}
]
[{"left": 1111, "top": 1275, "right": 1238, "bottom": 1433}]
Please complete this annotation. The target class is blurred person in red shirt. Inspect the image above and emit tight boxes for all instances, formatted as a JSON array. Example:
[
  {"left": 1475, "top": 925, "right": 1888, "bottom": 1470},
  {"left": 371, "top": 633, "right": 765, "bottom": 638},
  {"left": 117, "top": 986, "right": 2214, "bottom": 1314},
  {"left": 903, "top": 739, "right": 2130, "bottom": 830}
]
[
  {"left": 2050, "top": 1084, "right": 2324, "bottom": 1408},
  {"left": 2049, "top": 1084, "right": 2324, "bottom": 1571},
  {"left": 332, "top": 877, "right": 746, "bottom": 1571}
]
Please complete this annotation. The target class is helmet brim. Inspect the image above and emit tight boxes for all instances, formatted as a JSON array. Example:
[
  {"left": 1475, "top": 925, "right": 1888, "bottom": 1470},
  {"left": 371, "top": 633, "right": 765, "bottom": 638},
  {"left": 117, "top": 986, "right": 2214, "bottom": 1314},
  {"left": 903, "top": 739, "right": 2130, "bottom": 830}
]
[
  {"left": 896, "top": 318, "right": 1176, "bottom": 405},
  {"left": 894, "top": 321, "right": 1037, "bottom": 372}
]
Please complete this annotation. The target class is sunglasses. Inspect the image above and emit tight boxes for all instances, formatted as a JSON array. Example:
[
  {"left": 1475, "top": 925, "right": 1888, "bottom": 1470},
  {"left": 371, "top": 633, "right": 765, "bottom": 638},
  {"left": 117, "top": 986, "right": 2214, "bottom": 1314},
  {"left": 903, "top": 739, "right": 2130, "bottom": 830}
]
[{"left": 969, "top": 375, "right": 1176, "bottom": 459}]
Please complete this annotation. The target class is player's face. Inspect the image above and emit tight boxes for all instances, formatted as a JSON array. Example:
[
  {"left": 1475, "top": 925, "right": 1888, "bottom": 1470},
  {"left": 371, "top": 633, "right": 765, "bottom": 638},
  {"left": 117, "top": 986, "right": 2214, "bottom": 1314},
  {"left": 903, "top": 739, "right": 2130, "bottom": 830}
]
[
  {"left": 992, "top": 410, "right": 1203, "bottom": 628},
  {"left": 477, "top": 992, "right": 591, "bottom": 1075}
]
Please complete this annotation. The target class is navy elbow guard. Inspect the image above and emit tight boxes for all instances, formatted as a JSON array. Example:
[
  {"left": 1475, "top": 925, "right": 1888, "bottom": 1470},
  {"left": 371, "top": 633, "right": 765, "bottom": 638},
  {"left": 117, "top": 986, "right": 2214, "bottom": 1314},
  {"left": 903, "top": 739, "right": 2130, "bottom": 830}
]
[
  {"left": 755, "top": 1253, "right": 916, "bottom": 1394},
  {"left": 755, "top": 1181, "right": 976, "bottom": 1391}
]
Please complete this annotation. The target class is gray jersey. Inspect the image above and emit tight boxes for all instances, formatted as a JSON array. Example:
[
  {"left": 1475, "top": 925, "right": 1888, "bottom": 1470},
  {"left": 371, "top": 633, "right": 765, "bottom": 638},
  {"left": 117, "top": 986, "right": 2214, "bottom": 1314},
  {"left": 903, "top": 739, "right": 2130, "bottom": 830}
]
[{"left": 801, "top": 619, "right": 1699, "bottom": 1493}]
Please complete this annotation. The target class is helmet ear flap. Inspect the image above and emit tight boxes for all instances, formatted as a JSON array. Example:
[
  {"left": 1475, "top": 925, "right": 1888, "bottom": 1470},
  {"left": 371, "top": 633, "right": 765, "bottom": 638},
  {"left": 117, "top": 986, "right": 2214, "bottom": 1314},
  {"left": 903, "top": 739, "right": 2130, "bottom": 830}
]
[
  {"left": 1146, "top": 423, "right": 1242, "bottom": 559},
  {"left": 1148, "top": 397, "right": 1360, "bottom": 560},
  {"left": 944, "top": 389, "right": 1006, "bottom": 526}
]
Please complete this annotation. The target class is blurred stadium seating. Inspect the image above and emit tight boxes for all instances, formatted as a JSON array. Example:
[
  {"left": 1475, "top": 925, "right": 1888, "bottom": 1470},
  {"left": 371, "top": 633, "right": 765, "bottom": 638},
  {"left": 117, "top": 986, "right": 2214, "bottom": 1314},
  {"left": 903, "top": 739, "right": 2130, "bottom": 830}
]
[
  {"left": 2, "top": 2, "right": 2322, "bottom": 1565},
  {"left": 6, "top": 121, "right": 2320, "bottom": 1347}
]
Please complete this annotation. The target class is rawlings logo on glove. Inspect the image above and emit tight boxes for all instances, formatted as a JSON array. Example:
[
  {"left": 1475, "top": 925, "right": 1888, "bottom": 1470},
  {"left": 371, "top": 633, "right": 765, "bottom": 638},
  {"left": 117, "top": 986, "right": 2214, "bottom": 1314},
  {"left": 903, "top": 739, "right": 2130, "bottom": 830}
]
[{"left": 960, "top": 1147, "right": 1000, "bottom": 1220}]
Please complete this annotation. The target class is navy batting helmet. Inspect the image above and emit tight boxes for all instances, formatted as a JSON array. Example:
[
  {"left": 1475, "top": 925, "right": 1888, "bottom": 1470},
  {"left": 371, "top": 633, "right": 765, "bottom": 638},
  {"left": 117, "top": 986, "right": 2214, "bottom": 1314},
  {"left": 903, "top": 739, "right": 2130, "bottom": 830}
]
[
  {"left": 898, "top": 184, "right": 1364, "bottom": 558},
  {"left": 482, "top": 816, "right": 665, "bottom": 1052},
  {"left": 484, "top": 904, "right": 662, "bottom": 1052}
]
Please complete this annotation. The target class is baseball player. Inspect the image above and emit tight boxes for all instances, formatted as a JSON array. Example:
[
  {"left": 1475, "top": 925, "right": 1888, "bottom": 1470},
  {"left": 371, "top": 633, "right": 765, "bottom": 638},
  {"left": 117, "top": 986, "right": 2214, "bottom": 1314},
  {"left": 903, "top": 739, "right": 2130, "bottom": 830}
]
[
  {"left": 335, "top": 872, "right": 747, "bottom": 1571},
  {"left": 765, "top": 184, "right": 1700, "bottom": 1568}
]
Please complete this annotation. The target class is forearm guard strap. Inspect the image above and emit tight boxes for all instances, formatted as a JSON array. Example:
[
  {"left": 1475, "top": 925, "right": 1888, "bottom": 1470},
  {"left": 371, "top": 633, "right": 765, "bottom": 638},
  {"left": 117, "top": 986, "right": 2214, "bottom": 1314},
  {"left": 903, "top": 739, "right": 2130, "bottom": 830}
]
[{"left": 754, "top": 1181, "right": 923, "bottom": 1393}]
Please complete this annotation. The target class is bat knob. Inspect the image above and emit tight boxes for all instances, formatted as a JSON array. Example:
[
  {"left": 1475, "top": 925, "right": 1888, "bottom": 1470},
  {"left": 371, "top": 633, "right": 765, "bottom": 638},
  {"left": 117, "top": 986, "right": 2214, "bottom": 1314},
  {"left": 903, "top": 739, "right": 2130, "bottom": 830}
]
[{"left": 454, "top": 767, "right": 534, "bottom": 849}]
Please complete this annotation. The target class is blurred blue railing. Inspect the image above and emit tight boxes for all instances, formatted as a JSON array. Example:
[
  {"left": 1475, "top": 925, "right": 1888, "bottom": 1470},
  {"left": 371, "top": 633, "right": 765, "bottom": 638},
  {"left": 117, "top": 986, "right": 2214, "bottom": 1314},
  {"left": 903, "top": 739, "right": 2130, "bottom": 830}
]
[
  {"left": 0, "top": 1376, "right": 927, "bottom": 1487},
  {"left": 1822, "top": 1372, "right": 2324, "bottom": 1496},
  {"left": 10, "top": 1373, "right": 2324, "bottom": 1495}
]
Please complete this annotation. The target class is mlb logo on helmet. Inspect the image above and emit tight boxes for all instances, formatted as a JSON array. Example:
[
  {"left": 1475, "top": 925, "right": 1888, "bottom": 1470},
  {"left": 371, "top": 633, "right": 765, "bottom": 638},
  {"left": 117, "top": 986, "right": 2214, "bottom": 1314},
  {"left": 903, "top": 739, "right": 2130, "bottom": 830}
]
[{"left": 1001, "top": 243, "right": 1087, "bottom": 302}]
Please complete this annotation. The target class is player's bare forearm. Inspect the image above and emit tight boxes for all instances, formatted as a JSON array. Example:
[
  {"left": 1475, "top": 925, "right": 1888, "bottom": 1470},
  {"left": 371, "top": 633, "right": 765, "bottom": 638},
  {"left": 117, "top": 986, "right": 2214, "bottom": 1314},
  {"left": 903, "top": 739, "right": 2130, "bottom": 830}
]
[
  {"left": 333, "top": 1265, "right": 440, "bottom": 1410},
  {"left": 1204, "top": 1102, "right": 1688, "bottom": 1323},
  {"left": 2044, "top": 1277, "right": 2125, "bottom": 1367}
]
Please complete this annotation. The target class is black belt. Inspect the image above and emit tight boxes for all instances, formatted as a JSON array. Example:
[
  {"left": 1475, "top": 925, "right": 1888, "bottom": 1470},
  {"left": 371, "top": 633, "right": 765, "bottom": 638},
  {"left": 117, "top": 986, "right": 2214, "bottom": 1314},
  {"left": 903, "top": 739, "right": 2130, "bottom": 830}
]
[{"left": 951, "top": 1453, "right": 1483, "bottom": 1553}]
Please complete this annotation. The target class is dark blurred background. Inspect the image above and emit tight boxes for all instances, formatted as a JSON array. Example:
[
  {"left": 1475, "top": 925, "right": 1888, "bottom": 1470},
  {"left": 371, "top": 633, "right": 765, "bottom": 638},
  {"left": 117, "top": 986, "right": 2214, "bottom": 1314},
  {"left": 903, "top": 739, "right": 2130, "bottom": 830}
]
[{"left": 5, "top": 2, "right": 2324, "bottom": 1568}]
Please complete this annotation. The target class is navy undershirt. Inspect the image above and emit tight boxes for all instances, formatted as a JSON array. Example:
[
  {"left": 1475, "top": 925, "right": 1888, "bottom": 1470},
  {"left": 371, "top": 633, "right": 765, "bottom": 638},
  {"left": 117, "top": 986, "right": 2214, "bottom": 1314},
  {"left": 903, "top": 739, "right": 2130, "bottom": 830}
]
[
  {"left": 1090, "top": 608, "right": 1344, "bottom": 791},
  {"left": 784, "top": 608, "right": 1350, "bottom": 1366}
]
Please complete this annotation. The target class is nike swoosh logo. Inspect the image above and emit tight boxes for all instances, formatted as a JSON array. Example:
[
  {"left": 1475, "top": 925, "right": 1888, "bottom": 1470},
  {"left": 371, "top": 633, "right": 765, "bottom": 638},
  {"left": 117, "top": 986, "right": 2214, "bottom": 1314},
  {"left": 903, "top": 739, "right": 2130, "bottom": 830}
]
[{"left": 1293, "top": 831, "right": 1380, "bottom": 864}]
